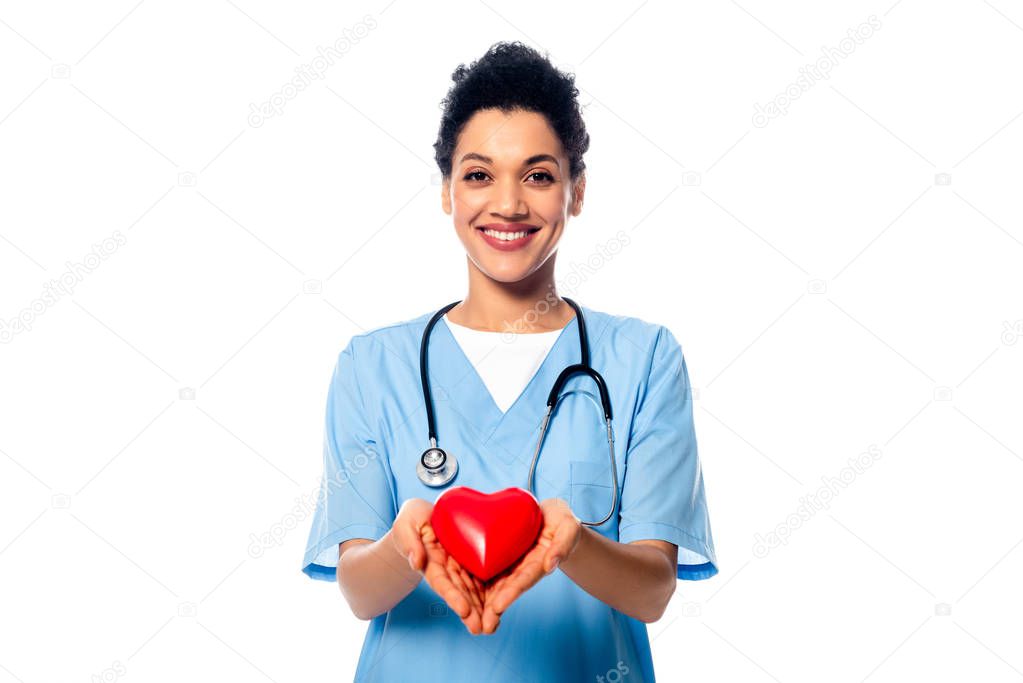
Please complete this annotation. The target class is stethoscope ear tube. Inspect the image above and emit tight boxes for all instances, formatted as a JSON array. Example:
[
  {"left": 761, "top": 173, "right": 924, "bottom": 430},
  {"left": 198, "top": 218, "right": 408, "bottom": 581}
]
[
  {"left": 546, "top": 363, "right": 613, "bottom": 421},
  {"left": 421, "top": 300, "right": 462, "bottom": 445}
]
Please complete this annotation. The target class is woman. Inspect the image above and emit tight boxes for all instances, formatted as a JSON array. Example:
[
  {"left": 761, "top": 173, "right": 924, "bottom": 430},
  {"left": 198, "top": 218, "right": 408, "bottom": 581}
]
[{"left": 302, "top": 41, "right": 718, "bottom": 682}]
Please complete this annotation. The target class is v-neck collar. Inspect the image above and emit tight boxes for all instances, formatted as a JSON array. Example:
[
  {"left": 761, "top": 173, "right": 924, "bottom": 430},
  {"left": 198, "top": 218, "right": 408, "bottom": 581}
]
[
  {"left": 442, "top": 315, "right": 563, "bottom": 415},
  {"left": 428, "top": 310, "right": 582, "bottom": 458}
]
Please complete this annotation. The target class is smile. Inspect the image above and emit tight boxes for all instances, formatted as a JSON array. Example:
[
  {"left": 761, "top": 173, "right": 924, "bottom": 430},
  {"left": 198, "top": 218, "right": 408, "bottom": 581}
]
[
  {"left": 476, "top": 224, "right": 541, "bottom": 251},
  {"left": 479, "top": 228, "right": 539, "bottom": 240}
]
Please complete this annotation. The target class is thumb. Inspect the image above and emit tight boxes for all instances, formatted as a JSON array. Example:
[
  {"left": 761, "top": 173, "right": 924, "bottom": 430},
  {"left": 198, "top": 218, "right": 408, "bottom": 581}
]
[
  {"left": 407, "top": 544, "right": 423, "bottom": 571},
  {"left": 395, "top": 498, "right": 433, "bottom": 571},
  {"left": 545, "top": 519, "right": 578, "bottom": 573},
  {"left": 407, "top": 525, "right": 431, "bottom": 571}
]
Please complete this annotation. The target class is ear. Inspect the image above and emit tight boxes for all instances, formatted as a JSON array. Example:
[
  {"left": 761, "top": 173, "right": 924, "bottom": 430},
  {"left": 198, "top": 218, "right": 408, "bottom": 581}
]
[
  {"left": 570, "top": 173, "right": 586, "bottom": 217},
  {"left": 441, "top": 176, "right": 452, "bottom": 215}
]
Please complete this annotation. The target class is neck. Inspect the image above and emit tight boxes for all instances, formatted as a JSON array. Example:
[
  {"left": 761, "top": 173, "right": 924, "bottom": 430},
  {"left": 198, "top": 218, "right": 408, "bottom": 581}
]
[{"left": 448, "top": 256, "right": 575, "bottom": 333}]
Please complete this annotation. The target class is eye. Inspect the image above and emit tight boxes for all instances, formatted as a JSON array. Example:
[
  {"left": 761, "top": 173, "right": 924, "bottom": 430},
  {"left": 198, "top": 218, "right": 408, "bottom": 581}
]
[
  {"left": 527, "top": 171, "right": 555, "bottom": 184},
  {"left": 463, "top": 170, "right": 489, "bottom": 182},
  {"left": 462, "top": 169, "right": 555, "bottom": 184}
]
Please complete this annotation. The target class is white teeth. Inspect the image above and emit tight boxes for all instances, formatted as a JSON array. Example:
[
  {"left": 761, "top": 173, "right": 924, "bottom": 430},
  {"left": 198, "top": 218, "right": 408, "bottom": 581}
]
[{"left": 482, "top": 229, "right": 532, "bottom": 241}]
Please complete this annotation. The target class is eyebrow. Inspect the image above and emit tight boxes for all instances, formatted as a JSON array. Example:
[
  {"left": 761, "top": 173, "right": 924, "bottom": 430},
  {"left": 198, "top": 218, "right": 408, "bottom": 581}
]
[{"left": 458, "top": 152, "right": 560, "bottom": 168}]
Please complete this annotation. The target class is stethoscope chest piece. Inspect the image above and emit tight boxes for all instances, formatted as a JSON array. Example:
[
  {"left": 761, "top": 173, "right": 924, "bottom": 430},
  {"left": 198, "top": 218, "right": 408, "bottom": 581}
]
[{"left": 417, "top": 446, "right": 458, "bottom": 487}]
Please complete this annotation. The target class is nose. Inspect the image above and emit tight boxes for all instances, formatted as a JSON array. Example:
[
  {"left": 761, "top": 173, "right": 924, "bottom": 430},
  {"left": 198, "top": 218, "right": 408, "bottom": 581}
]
[{"left": 492, "top": 177, "right": 527, "bottom": 217}]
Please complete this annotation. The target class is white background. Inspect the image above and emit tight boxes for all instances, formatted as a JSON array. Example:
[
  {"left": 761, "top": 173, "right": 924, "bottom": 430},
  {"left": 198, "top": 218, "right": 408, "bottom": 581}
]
[{"left": 2, "top": 1, "right": 1022, "bottom": 681}]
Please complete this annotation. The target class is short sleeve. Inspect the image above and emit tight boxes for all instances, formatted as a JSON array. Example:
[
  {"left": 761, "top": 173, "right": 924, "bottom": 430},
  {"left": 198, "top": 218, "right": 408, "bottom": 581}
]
[
  {"left": 301, "top": 339, "right": 396, "bottom": 581},
  {"left": 618, "top": 326, "right": 719, "bottom": 581}
]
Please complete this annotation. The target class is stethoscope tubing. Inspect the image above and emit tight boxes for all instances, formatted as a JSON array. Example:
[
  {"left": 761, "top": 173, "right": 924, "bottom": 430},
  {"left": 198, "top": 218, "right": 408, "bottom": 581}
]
[{"left": 418, "top": 297, "right": 618, "bottom": 527}]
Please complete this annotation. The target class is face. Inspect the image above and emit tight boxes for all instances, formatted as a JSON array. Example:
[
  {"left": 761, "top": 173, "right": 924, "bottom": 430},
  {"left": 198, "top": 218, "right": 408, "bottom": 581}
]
[{"left": 441, "top": 108, "right": 585, "bottom": 283}]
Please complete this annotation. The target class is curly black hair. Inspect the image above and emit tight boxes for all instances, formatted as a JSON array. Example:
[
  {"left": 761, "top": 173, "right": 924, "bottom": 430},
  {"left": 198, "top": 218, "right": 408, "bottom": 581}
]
[{"left": 433, "top": 41, "right": 590, "bottom": 182}]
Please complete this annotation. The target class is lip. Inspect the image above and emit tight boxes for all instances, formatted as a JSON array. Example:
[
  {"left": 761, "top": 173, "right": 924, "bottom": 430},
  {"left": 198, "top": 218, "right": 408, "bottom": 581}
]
[{"left": 476, "top": 223, "right": 541, "bottom": 252}]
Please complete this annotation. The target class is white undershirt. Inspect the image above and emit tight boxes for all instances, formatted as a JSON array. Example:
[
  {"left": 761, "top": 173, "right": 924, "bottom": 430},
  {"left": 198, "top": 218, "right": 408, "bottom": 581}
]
[{"left": 443, "top": 314, "right": 564, "bottom": 413}]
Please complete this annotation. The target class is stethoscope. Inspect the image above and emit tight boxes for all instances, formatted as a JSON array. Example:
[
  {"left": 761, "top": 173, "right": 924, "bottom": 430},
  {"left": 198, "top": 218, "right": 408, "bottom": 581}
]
[{"left": 417, "top": 297, "right": 619, "bottom": 527}]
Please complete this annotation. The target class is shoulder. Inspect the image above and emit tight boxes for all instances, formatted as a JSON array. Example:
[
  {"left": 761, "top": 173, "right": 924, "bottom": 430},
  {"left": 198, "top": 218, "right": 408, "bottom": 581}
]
[
  {"left": 579, "top": 304, "right": 682, "bottom": 359},
  {"left": 336, "top": 308, "right": 435, "bottom": 359}
]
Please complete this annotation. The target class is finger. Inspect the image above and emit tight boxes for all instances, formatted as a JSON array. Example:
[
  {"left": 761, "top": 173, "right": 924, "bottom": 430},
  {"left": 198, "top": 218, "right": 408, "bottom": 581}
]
[
  {"left": 468, "top": 573, "right": 486, "bottom": 599},
  {"left": 491, "top": 564, "right": 545, "bottom": 615},
  {"left": 420, "top": 526, "right": 450, "bottom": 566},
  {"left": 407, "top": 537, "right": 426, "bottom": 573},
  {"left": 544, "top": 519, "right": 578, "bottom": 573},
  {"left": 483, "top": 546, "right": 541, "bottom": 612},
  {"left": 461, "top": 611, "right": 483, "bottom": 636},
  {"left": 456, "top": 564, "right": 484, "bottom": 615},
  {"left": 489, "top": 584, "right": 521, "bottom": 617},
  {"left": 438, "top": 581, "right": 472, "bottom": 620},
  {"left": 445, "top": 564, "right": 483, "bottom": 635},
  {"left": 475, "top": 575, "right": 503, "bottom": 635},
  {"left": 481, "top": 602, "right": 501, "bottom": 635},
  {"left": 480, "top": 576, "right": 502, "bottom": 634},
  {"left": 445, "top": 559, "right": 486, "bottom": 629},
  {"left": 417, "top": 523, "right": 474, "bottom": 619},
  {"left": 423, "top": 560, "right": 471, "bottom": 619},
  {"left": 445, "top": 558, "right": 474, "bottom": 606},
  {"left": 439, "top": 582, "right": 472, "bottom": 620},
  {"left": 411, "top": 525, "right": 444, "bottom": 573},
  {"left": 473, "top": 575, "right": 490, "bottom": 614},
  {"left": 396, "top": 505, "right": 433, "bottom": 571}
]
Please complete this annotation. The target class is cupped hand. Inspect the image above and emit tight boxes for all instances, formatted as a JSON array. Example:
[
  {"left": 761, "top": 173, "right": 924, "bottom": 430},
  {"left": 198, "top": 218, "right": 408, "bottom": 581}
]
[
  {"left": 419, "top": 523, "right": 488, "bottom": 635},
  {"left": 479, "top": 497, "right": 582, "bottom": 634},
  {"left": 390, "top": 498, "right": 486, "bottom": 635},
  {"left": 392, "top": 497, "right": 581, "bottom": 636}
]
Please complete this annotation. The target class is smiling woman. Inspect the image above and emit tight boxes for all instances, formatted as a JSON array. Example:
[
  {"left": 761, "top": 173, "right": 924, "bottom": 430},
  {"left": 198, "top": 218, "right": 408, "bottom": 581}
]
[
  {"left": 433, "top": 42, "right": 589, "bottom": 324},
  {"left": 302, "top": 40, "right": 718, "bottom": 683},
  {"left": 445, "top": 114, "right": 578, "bottom": 268}
]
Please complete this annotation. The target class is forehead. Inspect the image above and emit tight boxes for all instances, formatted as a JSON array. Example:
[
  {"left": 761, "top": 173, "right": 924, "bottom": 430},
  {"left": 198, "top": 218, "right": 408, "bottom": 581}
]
[{"left": 455, "top": 108, "right": 564, "bottom": 164}]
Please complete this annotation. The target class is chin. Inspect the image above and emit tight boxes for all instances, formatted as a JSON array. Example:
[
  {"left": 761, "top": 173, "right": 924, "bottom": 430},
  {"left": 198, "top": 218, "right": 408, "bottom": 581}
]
[{"left": 475, "top": 257, "right": 538, "bottom": 283}]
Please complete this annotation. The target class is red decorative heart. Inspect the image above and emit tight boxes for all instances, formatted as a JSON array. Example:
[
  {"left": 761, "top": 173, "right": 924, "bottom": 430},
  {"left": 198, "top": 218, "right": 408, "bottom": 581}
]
[{"left": 430, "top": 486, "right": 543, "bottom": 581}]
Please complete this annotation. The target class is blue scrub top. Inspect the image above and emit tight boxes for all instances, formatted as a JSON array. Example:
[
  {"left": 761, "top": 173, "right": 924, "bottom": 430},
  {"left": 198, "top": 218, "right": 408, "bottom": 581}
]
[{"left": 302, "top": 304, "right": 718, "bottom": 682}]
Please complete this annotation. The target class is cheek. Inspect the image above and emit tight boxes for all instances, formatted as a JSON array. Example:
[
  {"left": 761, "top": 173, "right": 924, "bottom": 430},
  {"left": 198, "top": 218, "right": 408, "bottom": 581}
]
[
  {"left": 450, "top": 189, "right": 485, "bottom": 225},
  {"left": 534, "top": 195, "right": 569, "bottom": 225}
]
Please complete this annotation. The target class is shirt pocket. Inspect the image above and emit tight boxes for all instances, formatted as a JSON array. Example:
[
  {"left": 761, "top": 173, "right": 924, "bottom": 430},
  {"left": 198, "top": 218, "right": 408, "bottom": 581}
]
[{"left": 569, "top": 459, "right": 616, "bottom": 529}]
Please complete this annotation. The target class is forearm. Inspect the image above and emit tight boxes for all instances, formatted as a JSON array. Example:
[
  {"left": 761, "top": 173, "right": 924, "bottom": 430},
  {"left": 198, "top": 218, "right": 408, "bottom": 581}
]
[
  {"left": 558, "top": 528, "right": 676, "bottom": 622},
  {"left": 337, "top": 530, "right": 422, "bottom": 620}
]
